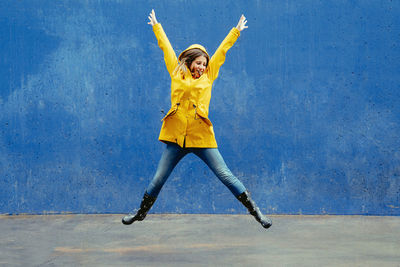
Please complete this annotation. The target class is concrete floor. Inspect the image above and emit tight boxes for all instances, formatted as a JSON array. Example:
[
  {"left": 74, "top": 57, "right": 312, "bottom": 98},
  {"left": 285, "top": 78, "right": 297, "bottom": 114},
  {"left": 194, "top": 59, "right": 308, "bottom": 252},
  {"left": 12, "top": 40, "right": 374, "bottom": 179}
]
[{"left": 0, "top": 214, "right": 399, "bottom": 267}]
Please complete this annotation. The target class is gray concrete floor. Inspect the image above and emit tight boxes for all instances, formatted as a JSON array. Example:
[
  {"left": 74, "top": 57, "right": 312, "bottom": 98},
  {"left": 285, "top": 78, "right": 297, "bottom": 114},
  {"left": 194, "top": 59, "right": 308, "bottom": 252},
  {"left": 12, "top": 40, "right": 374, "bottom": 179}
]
[{"left": 0, "top": 214, "right": 399, "bottom": 267}]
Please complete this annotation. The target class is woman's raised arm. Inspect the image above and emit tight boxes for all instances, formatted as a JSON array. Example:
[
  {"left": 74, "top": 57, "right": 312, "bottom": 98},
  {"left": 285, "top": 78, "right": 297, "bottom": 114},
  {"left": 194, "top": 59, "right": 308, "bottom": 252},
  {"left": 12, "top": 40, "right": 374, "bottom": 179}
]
[
  {"left": 208, "top": 14, "right": 248, "bottom": 81},
  {"left": 149, "top": 9, "right": 178, "bottom": 76}
]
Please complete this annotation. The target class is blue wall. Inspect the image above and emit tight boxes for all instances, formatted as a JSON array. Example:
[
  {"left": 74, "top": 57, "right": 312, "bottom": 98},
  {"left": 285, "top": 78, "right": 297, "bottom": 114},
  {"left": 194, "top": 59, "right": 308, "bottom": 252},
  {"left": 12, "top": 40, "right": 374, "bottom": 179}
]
[{"left": 1, "top": 1, "right": 399, "bottom": 215}]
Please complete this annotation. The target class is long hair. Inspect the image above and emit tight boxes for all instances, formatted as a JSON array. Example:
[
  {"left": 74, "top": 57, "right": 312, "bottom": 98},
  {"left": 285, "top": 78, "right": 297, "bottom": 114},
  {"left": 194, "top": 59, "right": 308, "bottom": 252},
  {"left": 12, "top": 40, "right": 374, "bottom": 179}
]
[{"left": 174, "top": 48, "right": 209, "bottom": 77}]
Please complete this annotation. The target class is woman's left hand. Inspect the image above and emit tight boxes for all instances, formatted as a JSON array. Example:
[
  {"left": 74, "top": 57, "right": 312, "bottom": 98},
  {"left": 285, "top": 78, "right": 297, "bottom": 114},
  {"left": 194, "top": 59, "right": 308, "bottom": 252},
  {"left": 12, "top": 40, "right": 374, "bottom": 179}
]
[{"left": 236, "top": 14, "right": 248, "bottom": 31}]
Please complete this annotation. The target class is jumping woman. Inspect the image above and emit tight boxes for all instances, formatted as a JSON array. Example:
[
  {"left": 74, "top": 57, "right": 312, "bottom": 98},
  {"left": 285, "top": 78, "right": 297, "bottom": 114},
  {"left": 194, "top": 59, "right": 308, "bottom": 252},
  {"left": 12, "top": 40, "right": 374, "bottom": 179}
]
[{"left": 122, "top": 9, "right": 272, "bottom": 229}]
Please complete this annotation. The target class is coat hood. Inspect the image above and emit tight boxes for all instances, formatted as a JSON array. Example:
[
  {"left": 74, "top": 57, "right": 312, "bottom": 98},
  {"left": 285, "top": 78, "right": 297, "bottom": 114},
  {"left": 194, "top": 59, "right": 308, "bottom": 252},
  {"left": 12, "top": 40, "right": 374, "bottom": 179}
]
[{"left": 178, "top": 44, "right": 210, "bottom": 61}]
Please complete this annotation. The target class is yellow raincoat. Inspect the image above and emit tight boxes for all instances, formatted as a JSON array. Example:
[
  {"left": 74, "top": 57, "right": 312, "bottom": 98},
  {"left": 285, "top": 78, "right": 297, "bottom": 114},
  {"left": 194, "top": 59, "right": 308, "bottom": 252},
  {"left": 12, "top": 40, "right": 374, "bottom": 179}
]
[{"left": 153, "top": 23, "right": 240, "bottom": 148}]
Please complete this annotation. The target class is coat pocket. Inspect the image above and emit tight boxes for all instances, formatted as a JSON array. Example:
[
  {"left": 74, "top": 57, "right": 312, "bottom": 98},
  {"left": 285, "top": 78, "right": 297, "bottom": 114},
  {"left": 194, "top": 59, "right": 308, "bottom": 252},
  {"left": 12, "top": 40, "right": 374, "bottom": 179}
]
[
  {"left": 195, "top": 109, "right": 213, "bottom": 126},
  {"left": 161, "top": 103, "right": 179, "bottom": 121}
]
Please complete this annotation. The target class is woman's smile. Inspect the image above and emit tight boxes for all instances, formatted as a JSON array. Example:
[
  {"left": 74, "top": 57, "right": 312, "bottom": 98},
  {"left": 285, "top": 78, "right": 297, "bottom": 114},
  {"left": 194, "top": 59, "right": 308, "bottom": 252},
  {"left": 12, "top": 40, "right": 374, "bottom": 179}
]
[{"left": 190, "top": 56, "right": 207, "bottom": 78}]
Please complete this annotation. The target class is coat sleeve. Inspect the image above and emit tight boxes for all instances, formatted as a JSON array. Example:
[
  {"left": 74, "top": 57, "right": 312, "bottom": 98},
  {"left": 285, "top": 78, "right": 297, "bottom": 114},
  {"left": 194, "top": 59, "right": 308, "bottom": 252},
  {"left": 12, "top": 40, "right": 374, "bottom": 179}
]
[
  {"left": 153, "top": 23, "right": 178, "bottom": 75},
  {"left": 208, "top": 27, "right": 240, "bottom": 81}
]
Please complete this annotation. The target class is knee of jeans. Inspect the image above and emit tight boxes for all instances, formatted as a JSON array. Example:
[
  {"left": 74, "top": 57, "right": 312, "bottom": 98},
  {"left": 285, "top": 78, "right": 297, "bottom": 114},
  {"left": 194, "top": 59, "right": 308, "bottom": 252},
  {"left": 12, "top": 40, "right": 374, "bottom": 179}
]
[{"left": 215, "top": 167, "right": 236, "bottom": 183}]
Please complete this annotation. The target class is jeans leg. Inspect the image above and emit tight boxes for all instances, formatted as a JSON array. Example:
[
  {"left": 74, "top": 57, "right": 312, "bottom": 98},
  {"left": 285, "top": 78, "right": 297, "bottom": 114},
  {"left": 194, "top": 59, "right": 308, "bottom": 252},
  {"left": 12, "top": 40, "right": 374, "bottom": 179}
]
[
  {"left": 146, "top": 143, "right": 187, "bottom": 197},
  {"left": 193, "top": 148, "right": 246, "bottom": 197}
]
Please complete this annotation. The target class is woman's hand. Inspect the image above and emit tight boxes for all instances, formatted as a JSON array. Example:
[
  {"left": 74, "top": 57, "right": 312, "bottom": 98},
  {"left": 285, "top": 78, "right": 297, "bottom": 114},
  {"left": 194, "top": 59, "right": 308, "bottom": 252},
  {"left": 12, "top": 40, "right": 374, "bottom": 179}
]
[
  {"left": 148, "top": 9, "right": 158, "bottom": 26},
  {"left": 236, "top": 14, "right": 248, "bottom": 31}
]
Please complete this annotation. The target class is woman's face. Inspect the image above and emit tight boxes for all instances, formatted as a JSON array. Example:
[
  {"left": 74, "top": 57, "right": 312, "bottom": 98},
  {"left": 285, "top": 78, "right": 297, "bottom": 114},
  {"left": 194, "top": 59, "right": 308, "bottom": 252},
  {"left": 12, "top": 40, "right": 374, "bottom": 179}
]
[{"left": 190, "top": 56, "right": 207, "bottom": 79}]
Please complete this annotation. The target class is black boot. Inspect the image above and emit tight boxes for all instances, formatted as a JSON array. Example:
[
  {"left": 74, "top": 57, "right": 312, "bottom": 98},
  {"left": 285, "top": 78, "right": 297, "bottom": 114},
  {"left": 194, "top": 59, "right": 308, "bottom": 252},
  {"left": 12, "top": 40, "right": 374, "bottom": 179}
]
[
  {"left": 237, "top": 191, "right": 272, "bottom": 229},
  {"left": 122, "top": 192, "right": 157, "bottom": 225}
]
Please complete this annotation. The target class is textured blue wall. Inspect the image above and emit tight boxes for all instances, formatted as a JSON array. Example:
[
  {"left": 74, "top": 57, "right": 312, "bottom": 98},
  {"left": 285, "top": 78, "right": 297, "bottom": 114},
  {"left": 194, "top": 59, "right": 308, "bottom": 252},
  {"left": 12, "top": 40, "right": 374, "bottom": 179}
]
[{"left": 1, "top": 1, "right": 399, "bottom": 215}]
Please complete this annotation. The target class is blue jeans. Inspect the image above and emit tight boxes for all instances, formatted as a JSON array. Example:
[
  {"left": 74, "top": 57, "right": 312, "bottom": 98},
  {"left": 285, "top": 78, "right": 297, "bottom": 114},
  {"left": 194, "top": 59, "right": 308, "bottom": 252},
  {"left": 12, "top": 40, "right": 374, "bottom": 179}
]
[{"left": 146, "top": 142, "right": 247, "bottom": 198}]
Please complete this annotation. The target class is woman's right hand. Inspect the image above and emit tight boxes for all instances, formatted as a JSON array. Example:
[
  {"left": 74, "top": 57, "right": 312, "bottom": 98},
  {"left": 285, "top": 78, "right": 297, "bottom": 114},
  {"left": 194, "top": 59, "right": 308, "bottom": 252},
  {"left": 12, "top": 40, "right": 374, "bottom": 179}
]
[{"left": 148, "top": 9, "right": 158, "bottom": 26}]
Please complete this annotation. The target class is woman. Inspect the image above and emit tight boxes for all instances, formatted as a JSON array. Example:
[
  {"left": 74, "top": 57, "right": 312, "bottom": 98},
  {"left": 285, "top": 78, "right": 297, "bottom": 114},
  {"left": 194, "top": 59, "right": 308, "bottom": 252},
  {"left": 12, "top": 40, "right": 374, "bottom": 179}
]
[{"left": 122, "top": 9, "right": 272, "bottom": 229}]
